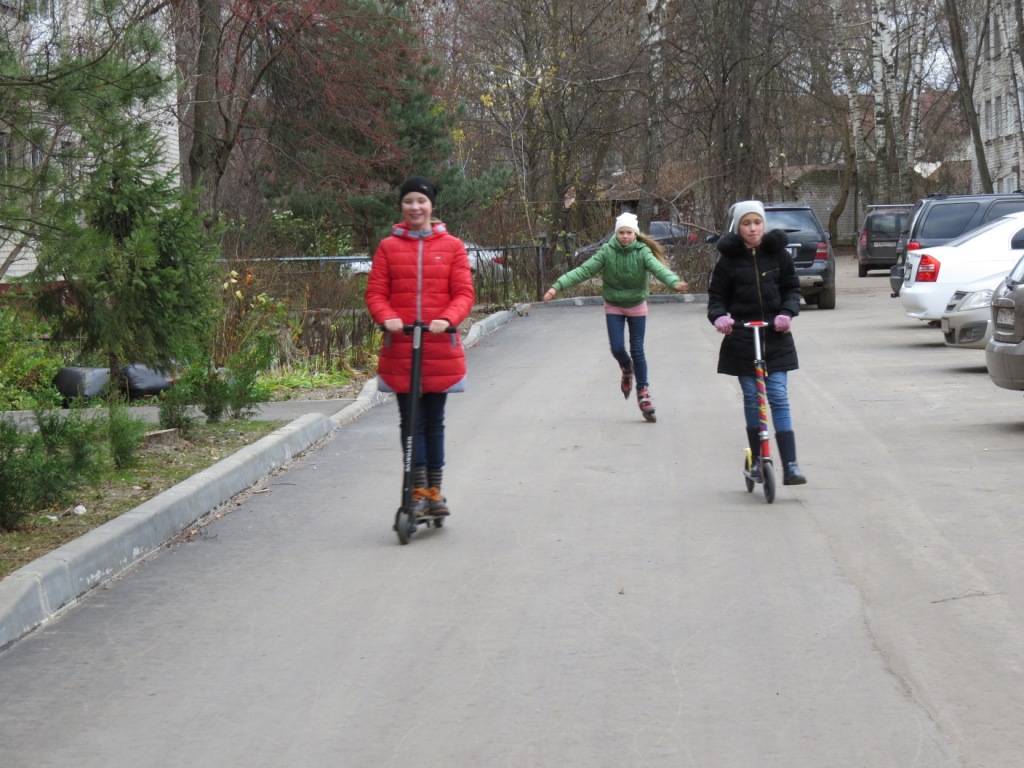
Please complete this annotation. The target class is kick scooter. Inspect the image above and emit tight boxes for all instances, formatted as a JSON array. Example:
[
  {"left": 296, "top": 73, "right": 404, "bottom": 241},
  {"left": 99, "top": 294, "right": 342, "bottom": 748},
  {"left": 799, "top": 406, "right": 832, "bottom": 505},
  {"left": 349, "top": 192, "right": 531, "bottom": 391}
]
[
  {"left": 742, "top": 321, "right": 775, "bottom": 504},
  {"left": 390, "top": 321, "right": 455, "bottom": 544}
]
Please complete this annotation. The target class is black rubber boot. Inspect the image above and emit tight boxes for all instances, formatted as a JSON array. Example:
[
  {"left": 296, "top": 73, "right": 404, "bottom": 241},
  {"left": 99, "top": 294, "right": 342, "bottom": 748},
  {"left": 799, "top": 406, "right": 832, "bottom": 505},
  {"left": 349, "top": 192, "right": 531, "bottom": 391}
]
[
  {"left": 776, "top": 430, "right": 807, "bottom": 485},
  {"left": 746, "top": 427, "right": 762, "bottom": 481}
]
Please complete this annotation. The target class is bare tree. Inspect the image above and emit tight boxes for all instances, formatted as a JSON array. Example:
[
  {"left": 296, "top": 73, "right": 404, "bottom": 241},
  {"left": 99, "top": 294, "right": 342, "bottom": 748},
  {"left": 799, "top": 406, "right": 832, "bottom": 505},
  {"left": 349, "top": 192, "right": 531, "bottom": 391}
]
[{"left": 945, "top": 0, "right": 993, "bottom": 191}]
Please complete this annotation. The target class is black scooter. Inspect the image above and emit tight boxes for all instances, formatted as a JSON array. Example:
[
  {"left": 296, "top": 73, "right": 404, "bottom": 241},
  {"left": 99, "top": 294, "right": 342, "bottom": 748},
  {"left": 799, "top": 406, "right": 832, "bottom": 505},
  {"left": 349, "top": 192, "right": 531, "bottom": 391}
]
[{"left": 390, "top": 321, "right": 454, "bottom": 544}]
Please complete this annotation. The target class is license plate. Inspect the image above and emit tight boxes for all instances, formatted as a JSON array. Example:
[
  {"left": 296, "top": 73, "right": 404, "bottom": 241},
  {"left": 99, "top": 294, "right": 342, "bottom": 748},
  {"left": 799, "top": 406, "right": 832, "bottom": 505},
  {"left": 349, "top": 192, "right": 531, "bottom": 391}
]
[
  {"left": 997, "top": 307, "right": 1015, "bottom": 326},
  {"left": 874, "top": 241, "right": 895, "bottom": 248},
  {"left": 940, "top": 318, "right": 950, "bottom": 333}
]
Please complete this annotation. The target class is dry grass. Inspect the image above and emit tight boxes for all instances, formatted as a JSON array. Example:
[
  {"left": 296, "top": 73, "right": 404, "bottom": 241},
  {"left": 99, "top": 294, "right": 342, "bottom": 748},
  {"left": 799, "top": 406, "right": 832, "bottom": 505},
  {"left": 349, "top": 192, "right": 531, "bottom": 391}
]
[{"left": 0, "top": 420, "right": 283, "bottom": 580}]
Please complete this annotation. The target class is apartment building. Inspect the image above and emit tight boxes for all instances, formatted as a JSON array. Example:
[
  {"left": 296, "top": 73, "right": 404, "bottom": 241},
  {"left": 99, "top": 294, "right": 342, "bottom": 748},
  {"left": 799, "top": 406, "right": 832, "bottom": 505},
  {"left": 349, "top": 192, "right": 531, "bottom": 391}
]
[{"left": 974, "top": 6, "right": 1024, "bottom": 193}]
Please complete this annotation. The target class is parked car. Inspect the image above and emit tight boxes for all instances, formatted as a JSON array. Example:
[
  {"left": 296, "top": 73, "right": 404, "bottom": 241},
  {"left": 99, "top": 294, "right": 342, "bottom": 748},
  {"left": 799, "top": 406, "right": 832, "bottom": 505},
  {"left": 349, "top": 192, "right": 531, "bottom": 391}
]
[
  {"left": 899, "top": 211, "right": 1024, "bottom": 321},
  {"left": 705, "top": 203, "right": 836, "bottom": 308},
  {"left": 572, "top": 220, "right": 691, "bottom": 264},
  {"left": 889, "top": 192, "right": 1024, "bottom": 296},
  {"left": 763, "top": 203, "right": 836, "bottom": 309},
  {"left": 340, "top": 243, "right": 507, "bottom": 277},
  {"left": 985, "top": 251, "right": 1024, "bottom": 390},
  {"left": 983, "top": 249, "right": 1024, "bottom": 391},
  {"left": 856, "top": 204, "right": 912, "bottom": 277},
  {"left": 464, "top": 242, "right": 510, "bottom": 278},
  {"left": 940, "top": 272, "right": 1006, "bottom": 349}
]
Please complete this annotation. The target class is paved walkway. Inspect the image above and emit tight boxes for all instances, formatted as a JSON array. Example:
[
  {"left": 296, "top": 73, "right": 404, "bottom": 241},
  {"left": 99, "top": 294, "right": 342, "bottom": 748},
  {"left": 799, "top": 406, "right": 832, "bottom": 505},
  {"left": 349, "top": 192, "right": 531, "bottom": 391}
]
[{"left": 0, "top": 305, "right": 529, "bottom": 647}]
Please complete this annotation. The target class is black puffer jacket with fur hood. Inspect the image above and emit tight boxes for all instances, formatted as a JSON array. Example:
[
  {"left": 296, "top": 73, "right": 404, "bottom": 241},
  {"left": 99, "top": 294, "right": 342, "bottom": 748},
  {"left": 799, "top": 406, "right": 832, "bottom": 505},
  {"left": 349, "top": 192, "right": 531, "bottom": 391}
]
[{"left": 707, "top": 229, "right": 801, "bottom": 377}]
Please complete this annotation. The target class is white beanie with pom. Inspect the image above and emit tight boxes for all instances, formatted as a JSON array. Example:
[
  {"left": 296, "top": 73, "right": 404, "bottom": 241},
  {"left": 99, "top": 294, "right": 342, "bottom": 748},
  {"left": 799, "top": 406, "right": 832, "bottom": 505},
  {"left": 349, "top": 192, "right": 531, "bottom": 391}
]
[
  {"left": 615, "top": 212, "right": 640, "bottom": 235},
  {"left": 728, "top": 200, "right": 766, "bottom": 233}
]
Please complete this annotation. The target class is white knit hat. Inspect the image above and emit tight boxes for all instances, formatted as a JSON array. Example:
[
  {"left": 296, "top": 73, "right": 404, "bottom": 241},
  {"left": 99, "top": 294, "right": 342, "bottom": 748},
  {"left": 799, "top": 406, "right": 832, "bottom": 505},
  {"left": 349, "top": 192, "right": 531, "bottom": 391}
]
[
  {"left": 615, "top": 212, "right": 641, "bottom": 235},
  {"left": 728, "top": 200, "right": 766, "bottom": 233}
]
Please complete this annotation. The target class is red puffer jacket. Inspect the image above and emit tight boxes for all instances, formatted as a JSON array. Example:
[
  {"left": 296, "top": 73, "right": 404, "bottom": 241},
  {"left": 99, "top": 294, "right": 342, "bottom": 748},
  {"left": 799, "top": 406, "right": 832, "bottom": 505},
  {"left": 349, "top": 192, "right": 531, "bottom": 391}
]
[{"left": 365, "top": 222, "right": 475, "bottom": 393}]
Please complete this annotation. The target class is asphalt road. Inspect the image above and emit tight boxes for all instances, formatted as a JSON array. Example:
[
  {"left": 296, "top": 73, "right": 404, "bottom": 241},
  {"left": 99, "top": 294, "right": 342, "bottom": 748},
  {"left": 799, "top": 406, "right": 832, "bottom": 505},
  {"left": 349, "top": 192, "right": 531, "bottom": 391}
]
[{"left": 2, "top": 255, "right": 1023, "bottom": 767}]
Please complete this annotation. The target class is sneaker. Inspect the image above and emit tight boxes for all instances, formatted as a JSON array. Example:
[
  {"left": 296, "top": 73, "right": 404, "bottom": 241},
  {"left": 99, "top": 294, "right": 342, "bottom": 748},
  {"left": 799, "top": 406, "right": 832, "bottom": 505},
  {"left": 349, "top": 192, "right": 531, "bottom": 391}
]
[
  {"left": 419, "top": 486, "right": 450, "bottom": 515},
  {"left": 746, "top": 458, "right": 761, "bottom": 482},
  {"left": 620, "top": 365, "right": 633, "bottom": 399}
]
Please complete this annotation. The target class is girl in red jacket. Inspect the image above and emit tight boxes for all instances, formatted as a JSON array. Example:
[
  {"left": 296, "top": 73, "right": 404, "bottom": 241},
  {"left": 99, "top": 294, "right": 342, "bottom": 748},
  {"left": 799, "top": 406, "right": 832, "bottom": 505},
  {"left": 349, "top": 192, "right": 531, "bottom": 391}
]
[{"left": 365, "top": 176, "right": 476, "bottom": 515}]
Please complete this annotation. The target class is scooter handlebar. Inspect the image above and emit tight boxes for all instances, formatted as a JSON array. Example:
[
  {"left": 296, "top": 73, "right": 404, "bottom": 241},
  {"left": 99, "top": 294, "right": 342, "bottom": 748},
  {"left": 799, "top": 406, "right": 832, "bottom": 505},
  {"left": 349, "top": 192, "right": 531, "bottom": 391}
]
[
  {"left": 380, "top": 323, "right": 458, "bottom": 335},
  {"left": 743, "top": 321, "right": 769, "bottom": 328}
]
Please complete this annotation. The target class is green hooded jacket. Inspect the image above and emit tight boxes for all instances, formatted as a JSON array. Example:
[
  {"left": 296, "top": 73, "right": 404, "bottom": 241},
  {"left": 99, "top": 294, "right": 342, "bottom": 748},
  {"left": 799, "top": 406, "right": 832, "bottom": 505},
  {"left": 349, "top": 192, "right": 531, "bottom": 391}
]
[{"left": 552, "top": 238, "right": 682, "bottom": 308}]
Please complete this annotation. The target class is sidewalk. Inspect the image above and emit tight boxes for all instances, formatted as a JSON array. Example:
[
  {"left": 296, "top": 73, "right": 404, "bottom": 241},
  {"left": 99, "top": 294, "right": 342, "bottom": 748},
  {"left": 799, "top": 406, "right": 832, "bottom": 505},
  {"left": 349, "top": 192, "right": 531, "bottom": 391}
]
[{"left": 0, "top": 305, "right": 527, "bottom": 649}]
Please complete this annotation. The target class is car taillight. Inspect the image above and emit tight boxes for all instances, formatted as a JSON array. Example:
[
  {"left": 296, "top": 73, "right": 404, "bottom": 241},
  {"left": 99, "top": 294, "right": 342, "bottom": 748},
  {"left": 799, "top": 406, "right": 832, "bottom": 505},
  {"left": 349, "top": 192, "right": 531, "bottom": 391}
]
[
  {"left": 908, "top": 241, "right": 921, "bottom": 251},
  {"left": 859, "top": 231, "right": 867, "bottom": 248},
  {"left": 916, "top": 254, "right": 940, "bottom": 282},
  {"left": 815, "top": 242, "right": 829, "bottom": 260},
  {"left": 492, "top": 256, "right": 505, "bottom": 264}
]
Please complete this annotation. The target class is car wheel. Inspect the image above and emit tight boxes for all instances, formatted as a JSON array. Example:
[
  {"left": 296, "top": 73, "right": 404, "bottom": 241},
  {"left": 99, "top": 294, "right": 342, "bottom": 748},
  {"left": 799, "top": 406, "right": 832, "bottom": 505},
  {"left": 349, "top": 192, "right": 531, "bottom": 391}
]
[
  {"left": 817, "top": 280, "right": 837, "bottom": 309},
  {"left": 858, "top": 263, "right": 868, "bottom": 278}
]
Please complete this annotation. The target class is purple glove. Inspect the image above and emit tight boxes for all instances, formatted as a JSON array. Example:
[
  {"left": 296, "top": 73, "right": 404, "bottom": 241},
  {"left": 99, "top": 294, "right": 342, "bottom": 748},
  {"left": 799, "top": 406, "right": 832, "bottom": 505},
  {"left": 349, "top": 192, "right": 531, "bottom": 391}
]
[
  {"left": 774, "top": 314, "right": 792, "bottom": 333},
  {"left": 714, "top": 316, "right": 735, "bottom": 334}
]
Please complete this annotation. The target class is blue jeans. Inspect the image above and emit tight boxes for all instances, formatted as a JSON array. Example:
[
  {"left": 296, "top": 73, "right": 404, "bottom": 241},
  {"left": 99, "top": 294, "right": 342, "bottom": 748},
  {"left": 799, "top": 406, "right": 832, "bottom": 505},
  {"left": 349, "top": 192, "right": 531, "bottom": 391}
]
[
  {"left": 605, "top": 314, "right": 648, "bottom": 387},
  {"left": 396, "top": 392, "right": 447, "bottom": 469},
  {"left": 738, "top": 371, "right": 793, "bottom": 432}
]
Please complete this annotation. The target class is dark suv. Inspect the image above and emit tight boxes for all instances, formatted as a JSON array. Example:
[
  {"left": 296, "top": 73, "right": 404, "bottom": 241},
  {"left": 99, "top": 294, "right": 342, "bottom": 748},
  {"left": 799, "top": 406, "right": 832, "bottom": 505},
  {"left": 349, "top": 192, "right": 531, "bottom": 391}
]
[
  {"left": 763, "top": 203, "right": 836, "bottom": 309},
  {"left": 856, "top": 204, "right": 912, "bottom": 277},
  {"left": 889, "top": 192, "right": 1024, "bottom": 296}
]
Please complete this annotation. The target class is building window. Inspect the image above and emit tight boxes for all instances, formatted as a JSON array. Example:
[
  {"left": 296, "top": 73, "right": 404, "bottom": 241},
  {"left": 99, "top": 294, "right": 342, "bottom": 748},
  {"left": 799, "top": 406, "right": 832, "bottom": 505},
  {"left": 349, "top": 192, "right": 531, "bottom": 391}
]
[{"left": 995, "top": 95, "right": 1003, "bottom": 136}]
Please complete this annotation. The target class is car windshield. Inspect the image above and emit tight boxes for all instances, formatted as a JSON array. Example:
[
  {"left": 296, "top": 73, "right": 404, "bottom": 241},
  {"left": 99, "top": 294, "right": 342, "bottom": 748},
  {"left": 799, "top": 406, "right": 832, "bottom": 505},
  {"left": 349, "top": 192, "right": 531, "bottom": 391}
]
[
  {"left": 867, "top": 212, "right": 907, "bottom": 236},
  {"left": 765, "top": 209, "right": 821, "bottom": 238}
]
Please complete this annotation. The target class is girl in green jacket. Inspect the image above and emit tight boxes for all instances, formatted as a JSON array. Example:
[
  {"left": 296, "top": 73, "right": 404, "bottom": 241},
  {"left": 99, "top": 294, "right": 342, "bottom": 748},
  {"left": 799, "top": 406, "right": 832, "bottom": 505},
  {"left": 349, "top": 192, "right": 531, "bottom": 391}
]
[{"left": 543, "top": 212, "right": 688, "bottom": 422}]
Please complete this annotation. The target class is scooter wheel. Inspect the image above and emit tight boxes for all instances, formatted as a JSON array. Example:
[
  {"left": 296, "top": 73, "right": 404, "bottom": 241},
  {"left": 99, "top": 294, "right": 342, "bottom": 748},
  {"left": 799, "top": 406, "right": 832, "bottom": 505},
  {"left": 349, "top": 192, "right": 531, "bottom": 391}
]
[
  {"left": 395, "top": 510, "right": 415, "bottom": 544},
  {"left": 762, "top": 460, "right": 776, "bottom": 504},
  {"left": 743, "top": 451, "right": 754, "bottom": 493}
]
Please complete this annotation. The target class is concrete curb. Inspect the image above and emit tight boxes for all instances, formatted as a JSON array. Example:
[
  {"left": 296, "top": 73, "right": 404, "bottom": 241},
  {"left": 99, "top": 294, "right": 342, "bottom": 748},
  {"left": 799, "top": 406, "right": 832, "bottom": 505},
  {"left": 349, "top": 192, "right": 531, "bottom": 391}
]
[{"left": 0, "top": 308, "right": 521, "bottom": 649}]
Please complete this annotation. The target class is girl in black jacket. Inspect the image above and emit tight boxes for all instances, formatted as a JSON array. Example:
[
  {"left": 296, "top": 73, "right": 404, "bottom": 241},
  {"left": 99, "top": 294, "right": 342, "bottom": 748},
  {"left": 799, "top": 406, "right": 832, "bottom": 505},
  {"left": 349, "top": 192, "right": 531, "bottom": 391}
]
[{"left": 707, "top": 200, "right": 807, "bottom": 485}]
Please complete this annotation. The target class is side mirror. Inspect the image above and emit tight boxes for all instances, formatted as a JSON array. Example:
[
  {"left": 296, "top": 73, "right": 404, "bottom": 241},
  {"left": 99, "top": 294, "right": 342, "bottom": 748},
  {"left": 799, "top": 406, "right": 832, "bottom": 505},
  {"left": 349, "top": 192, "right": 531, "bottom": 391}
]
[{"left": 705, "top": 233, "right": 720, "bottom": 244}]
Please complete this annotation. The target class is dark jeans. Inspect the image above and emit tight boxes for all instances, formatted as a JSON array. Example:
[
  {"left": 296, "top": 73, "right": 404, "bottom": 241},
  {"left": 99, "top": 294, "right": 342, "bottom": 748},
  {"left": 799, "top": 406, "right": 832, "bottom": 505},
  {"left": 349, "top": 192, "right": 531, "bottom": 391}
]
[
  {"left": 396, "top": 392, "right": 447, "bottom": 469},
  {"left": 605, "top": 313, "right": 648, "bottom": 387}
]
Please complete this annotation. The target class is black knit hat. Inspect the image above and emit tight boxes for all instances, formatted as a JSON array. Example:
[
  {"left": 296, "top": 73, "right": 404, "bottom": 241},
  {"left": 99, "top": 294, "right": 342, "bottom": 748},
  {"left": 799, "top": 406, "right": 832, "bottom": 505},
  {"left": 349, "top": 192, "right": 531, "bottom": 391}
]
[{"left": 398, "top": 175, "right": 437, "bottom": 205}]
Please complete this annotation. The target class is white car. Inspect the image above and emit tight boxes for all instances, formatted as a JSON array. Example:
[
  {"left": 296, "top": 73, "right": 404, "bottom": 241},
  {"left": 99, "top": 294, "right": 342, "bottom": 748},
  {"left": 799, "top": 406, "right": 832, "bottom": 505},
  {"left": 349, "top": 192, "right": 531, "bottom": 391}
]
[
  {"left": 339, "top": 243, "right": 507, "bottom": 277},
  {"left": 940, "top": 272, "right": 1008, "bottom": 349},
  {"left": 464, "top": 242, "right": 509, "bottom": 278},
  {"left": 900, "top": 211, "right": 1024, "bottom": 321}
]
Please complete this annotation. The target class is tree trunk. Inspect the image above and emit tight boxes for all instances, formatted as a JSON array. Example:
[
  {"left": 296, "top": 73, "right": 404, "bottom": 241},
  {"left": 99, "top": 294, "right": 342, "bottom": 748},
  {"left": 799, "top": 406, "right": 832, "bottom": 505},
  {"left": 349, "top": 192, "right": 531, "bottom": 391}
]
[
  {"left": 998, "top": 0, "right": 1024, "bottom": 191},
  {"left": 188, "top": 0, "right": 224, "bottom": 220},
  {"left": 638, "top": 0, "right": 667, "bottom": 230},
  {"left": 946, "top": 0, "right": 993, "bottom": 192},
  {"left": 906, "top": 3, "right": 927, "bottom": 199},
  {"left": 871, "top": 1, "right": 891, "bottom": 201}
]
